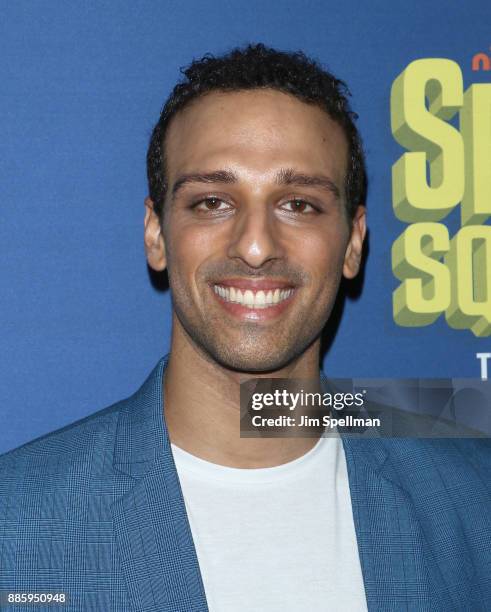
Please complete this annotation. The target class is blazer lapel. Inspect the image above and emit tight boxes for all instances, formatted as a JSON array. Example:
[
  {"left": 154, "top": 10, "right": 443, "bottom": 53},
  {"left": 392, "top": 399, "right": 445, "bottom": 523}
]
[
  {"left": 111, "top": 357, "right": 209, "bottom": 612},
  {"left": 341, "top": 435, "right": 455, "bottom": 612}
]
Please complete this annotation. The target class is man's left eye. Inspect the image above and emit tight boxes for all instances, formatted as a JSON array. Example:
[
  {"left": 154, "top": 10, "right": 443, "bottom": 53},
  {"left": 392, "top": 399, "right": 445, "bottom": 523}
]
[
  {"left": 280, "top": 199, "right": 317, "bottom": 214},
  {"left": 194, "top": 197, "right": 232, "bottom": 212}
]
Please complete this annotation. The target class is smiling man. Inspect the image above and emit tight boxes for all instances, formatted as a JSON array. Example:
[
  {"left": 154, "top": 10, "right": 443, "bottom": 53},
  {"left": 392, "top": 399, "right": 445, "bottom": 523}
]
[
  {"left": 1, "top": 44, "right": 491, "bottom": 612},
  {"left": 146, "top": 81, "right": 366, "bottom": 469}
]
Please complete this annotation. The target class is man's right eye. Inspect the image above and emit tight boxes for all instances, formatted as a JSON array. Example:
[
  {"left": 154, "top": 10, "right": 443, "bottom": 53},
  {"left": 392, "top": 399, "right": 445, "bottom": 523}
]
[{"left": 192, "top": 197, "right": 233, "bottom": 213}]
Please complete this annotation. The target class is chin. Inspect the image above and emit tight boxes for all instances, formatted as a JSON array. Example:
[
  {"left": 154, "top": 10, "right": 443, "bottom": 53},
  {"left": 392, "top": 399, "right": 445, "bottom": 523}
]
[{"left": 205, "top": 342, "right": 301, "bottom": 374}]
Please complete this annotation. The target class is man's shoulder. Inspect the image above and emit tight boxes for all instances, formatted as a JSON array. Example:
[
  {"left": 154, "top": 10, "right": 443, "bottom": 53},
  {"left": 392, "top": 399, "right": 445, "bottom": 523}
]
[
  {"left": 404, "top": 436, "right": 491, "bottom": 464},
  {"left": 383, "top": 437, "right": 491, "bottom": 489},
  {"left": 0, "top": 396, "right": 129, "bottom": 489},
  {"left": 0, "top": 357, "right": 168, "bottom": 501}
]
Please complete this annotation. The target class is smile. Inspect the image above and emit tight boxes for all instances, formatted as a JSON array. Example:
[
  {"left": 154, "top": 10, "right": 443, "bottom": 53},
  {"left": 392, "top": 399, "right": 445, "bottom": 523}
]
[{"left": 213, "top": 284, "right": 294, "bottom": 309}]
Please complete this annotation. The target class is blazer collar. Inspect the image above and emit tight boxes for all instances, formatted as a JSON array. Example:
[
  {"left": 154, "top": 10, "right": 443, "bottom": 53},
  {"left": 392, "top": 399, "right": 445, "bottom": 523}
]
[
  {"left": 110, "top": 355, "right": 414, "bottom": 612},
  {"left": 113, "top": 355, "right": 171, "bottom": 478},
  {"left": 111, "top": 355, "right": 210, "bottom": 611},
  {"left": 113, "top": 355, "right": 390, "bottom": 479}
]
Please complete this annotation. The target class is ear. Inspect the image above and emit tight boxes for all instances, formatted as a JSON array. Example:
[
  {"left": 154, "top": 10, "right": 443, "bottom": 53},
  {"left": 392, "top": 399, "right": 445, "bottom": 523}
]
[
  {"left": 343, "top": 205, "right": 366, "bottom": 279},
  {"left": 144, "top": 197, "right": 167, "bottom": 271}
]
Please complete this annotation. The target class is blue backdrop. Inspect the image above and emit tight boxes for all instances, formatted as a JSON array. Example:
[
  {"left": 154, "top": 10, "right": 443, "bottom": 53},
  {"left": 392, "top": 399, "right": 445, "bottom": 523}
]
[{"left": 1, "top": 1, "right": 490, "bottom": 453}]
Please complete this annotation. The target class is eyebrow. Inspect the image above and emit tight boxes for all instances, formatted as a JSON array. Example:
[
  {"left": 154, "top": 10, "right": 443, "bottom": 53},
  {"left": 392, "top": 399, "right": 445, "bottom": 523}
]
[
  {"left": 171, "top": 167, "right": 341, "bottom": 199},
  {"left": 276, "top": 167, "right": 340, "bottom": 199},
  {"left": 172, "top": 170, "right": 237, "bottom": 198}
]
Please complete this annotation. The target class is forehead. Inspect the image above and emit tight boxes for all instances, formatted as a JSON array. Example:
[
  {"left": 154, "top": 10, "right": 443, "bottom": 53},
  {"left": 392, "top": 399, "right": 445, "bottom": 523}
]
[{"left": 164, "top": 89, "right": 349, "bottom": 187}]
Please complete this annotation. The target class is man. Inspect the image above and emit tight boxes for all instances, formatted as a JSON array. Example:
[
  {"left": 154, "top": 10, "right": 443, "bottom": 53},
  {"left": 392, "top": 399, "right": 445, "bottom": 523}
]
[{"left": 1, "top": 44, "right": 490, "bottom": 612}]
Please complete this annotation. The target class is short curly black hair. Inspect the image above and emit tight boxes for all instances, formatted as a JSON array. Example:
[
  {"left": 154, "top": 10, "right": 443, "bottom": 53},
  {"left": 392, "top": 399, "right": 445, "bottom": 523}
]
[{"left": 147, "top": 43, "right": 366, "bottom": 220}]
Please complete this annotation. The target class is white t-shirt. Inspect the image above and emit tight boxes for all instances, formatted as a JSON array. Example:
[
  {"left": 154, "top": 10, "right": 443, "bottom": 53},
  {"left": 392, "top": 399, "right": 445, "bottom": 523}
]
[{"left": 172, "top": 435, "right": 368, "bottom": 612}]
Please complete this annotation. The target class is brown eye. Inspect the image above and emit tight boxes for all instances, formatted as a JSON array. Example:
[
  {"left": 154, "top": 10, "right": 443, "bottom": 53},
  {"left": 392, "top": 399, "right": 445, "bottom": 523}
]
[
  {"left": 203, "top": 198, "right": 221, "bottom": 209},
  {"left": 194, "top": 197, "right": 232, "bottom": 213},
  {"left": 281, "top": 199, "right": 316, "bottom": 214}
]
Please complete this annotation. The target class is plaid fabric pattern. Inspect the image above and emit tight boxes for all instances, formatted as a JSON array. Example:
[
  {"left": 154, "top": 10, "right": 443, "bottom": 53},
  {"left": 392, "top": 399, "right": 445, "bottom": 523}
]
[{"left": 1, "top": 355, "right": 490, "bottom": 611}]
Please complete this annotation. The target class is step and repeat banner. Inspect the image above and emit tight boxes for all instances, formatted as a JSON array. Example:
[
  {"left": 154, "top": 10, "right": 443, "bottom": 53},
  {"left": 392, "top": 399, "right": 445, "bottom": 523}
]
[{"left": 1, "top": 1, "right": 490, "bottom": 453}]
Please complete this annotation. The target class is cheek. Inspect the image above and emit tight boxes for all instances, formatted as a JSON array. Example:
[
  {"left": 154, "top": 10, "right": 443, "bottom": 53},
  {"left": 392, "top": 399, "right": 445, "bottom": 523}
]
[
  {"left": 166, "top": 224, "right": 222, "bottom": 291},
  {"left": 294, "top": 231, "right": 347, "bottom": 288}
]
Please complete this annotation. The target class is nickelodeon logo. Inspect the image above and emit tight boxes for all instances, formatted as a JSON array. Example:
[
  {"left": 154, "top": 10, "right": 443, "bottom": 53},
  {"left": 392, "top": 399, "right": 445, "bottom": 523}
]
[
  {"left": 390, "top": 59, "right": 491, "bottom": 337},
  {"left": 472, "top": 49, "right": 491, "bottom": 71}
]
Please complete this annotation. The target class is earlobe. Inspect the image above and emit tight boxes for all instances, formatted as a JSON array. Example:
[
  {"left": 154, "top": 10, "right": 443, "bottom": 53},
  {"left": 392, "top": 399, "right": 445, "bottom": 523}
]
[
  {"left": 144, "top": 197, "right": 167, "bottom": 271},
  {"left": 343, "top": 205, "right": 366, "bottom": 279}
]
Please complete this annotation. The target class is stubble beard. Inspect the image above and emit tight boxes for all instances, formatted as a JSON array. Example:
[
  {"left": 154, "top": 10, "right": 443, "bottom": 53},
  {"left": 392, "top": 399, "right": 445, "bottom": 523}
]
[{"left": 169, "top": 279, "right": 336, "bottom": 374}]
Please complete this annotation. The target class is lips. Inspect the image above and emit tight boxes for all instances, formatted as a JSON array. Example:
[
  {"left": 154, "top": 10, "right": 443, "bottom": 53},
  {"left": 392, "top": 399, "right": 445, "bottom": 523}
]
[
  {"left": 212, "top": 278, "right": 295, "bottom": 291},
  {"left": 209, "top": 278, "right": 297, "bottom": 320},
  {"left": 213, "top": 284, "right": 293, "bottom": 308}
]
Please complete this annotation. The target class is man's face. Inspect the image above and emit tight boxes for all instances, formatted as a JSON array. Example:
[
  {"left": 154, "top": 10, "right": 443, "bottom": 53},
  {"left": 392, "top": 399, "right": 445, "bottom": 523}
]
[{"left": 145, "top": 89, "right": 365, "bottom": 372}]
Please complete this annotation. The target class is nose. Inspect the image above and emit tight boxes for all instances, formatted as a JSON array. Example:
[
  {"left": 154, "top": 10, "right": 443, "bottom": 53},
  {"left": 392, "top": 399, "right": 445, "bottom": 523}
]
[{"left": 226, "top": 203, "right": 285, "bottom": 269}]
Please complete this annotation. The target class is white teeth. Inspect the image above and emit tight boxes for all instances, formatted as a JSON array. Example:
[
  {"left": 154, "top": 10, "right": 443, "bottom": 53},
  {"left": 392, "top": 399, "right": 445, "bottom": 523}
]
[
  {"left": 213, "top": 284, "right": 293, "bottom": 308},
  {"left": 255, "top": 290, "right": 266, "bottom": 306},
  {"left": 243, "top": 290, "right": 254, "bottom": 307}
]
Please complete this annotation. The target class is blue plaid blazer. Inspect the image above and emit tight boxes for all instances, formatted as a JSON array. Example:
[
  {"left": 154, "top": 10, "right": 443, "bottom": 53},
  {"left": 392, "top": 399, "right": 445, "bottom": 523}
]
[{"left": 1, "top": 356, "right": 490, "bottom": 611}]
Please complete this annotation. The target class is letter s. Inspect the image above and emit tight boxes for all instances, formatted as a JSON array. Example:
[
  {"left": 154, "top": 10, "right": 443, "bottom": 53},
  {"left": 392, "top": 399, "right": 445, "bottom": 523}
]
[
  {"left": 391, "top": 58, "right": 464, "bottom": 222},
  {"left": 393, "top": 222, "right": 450, "bottom": 325}
]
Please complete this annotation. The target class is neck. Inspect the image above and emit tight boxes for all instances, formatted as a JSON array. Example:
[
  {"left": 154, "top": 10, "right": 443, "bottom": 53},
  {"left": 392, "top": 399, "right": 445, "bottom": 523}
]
[{"left": 163, "top": 316, "right": 323, "bottom": 468}]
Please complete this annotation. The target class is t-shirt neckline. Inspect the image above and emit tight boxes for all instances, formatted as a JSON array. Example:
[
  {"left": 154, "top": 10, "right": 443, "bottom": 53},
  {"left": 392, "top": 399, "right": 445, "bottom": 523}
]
[{"left": 171, "top": 434, "right": 337, "bottom": 484}]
